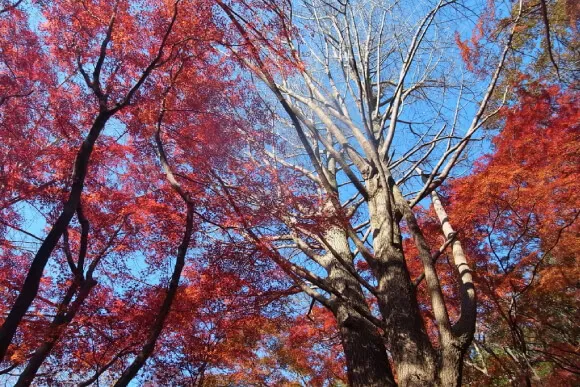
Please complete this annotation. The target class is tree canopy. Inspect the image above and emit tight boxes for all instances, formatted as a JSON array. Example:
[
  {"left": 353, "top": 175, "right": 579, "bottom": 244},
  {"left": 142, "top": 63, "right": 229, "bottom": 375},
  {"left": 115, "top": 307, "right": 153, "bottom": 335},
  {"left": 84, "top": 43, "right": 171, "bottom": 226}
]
[{"left": 0, "top": 0, "right": 577, "bottom": 385}]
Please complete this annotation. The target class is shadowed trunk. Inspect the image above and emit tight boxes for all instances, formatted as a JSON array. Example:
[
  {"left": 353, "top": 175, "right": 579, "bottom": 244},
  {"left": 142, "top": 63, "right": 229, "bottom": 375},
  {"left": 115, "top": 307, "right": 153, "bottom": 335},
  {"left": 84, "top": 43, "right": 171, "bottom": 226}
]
[
  {"left": 335, "top": 301, "right": 395, "bottom": 386},
  {"left": 325, "top": 227, "right": 396, "bottom": 386},
  {"left": 439, "top": 345, "right": 466, "bottom": 386},
  {"left": 337, "top": 306, "right": 395, "bottom": 386}
]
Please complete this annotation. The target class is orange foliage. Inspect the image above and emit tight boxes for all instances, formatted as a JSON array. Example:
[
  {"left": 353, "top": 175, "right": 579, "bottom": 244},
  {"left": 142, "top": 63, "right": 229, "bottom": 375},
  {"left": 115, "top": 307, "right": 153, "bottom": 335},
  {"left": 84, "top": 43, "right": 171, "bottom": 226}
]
[{"left": 446, "top": 83, "right": 579, "bottom": 383}]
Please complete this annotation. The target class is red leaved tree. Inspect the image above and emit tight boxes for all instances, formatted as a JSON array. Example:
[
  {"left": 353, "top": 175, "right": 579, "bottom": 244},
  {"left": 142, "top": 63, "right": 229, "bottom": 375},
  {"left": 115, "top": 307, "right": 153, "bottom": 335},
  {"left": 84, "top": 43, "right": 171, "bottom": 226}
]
[{"left": 446, "top": 83, "right": 579, "bottom": 385}]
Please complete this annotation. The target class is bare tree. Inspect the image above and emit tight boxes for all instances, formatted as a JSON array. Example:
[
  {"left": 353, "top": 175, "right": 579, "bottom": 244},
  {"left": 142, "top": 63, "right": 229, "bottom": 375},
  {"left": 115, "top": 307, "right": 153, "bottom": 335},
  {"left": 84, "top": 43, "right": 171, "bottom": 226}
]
[{"left": 216, "top": 0, "right": 522, "bottom": 385}]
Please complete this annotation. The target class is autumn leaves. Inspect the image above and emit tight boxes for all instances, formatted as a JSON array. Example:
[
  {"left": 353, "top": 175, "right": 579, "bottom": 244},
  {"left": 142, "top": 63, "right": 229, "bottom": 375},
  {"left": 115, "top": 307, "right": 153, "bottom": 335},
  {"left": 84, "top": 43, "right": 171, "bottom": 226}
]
[{"left": 0, "top": 0, "right": 578, "bottom": 386}]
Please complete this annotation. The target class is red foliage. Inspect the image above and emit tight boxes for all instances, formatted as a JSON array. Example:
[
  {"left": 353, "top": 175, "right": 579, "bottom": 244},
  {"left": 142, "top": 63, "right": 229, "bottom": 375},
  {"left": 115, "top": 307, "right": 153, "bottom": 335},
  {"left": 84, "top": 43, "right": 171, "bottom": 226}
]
[
  {"left": 446, "top": 84, "right": 579, "bottom": 383},
  {"left": 0, "top": 1, "right": 320, "bottom": 384}
]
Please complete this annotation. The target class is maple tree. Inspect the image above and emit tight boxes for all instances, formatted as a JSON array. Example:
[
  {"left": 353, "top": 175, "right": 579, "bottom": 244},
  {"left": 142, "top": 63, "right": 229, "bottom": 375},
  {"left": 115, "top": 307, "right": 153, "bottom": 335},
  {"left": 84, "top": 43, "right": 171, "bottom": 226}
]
[
  {"left": 445, "top": 83, "right": 579, "bottom": 386},
  {"left": 0, "top": 0, "right": 293, "bottom": 385},
  {"left": 0, "top": 0, "right": 183, "bottom": 363}
]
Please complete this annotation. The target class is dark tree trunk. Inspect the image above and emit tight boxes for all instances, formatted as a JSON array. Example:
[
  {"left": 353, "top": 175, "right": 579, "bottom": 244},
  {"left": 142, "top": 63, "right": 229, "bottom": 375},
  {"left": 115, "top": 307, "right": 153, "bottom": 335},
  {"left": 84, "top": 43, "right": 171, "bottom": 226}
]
[
  {"left": 14, "top": 279, "right": 96, "bottom": 387},
  {"left": 113, "top": 202, "right": 194, "bottom": 387},
  {"left": 0, "top": 111, "right": 112, "bottom": 361},
  {"left": 336, "top": 302, "right": 396, "bottom": 387},
  {"left": 374, "top": 253, "right": 438, "bottom": 386}
]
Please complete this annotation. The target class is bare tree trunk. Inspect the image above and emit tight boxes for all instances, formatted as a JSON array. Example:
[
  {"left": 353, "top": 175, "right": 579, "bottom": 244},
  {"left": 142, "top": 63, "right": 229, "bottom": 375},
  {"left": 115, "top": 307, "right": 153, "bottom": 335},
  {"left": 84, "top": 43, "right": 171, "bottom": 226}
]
[
  {"left": 336, "top": 304, "right": 395, "bottom": 387},
  {"left": 365, "top": 174, "right": 438, "bottom": 386},
  {"left": 439, "top": 345, "right": 466, "bottom": 387},
  {"left": 429, "top": 187, "right": 476, "bottom": 386},
  {"left": 214, "top": 0, "right": 521, "bottom": 382},
  {"left": 325, "top": 227, "right": 395, "bottom": 386}
]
